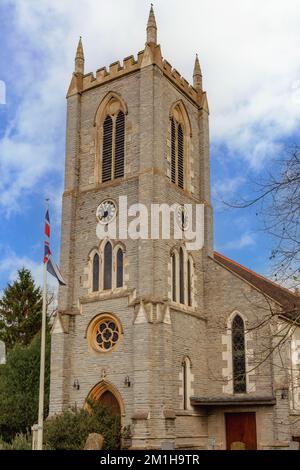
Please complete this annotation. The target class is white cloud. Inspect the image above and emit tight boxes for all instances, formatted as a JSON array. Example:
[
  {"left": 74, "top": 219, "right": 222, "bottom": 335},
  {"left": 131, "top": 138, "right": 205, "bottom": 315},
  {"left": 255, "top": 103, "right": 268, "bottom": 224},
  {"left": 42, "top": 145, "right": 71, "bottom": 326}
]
[
  {"left": 219, "top": 232, "right": 256, "bottom": 251},
  {"left": 0, "top": 246, "right": 58, "bottom": 292},
  {"left": 1, "top": 0, "right": 300, "bottom": 213},
  {"left": 212, "top": 175, "right": 246, "bottom": 210}
]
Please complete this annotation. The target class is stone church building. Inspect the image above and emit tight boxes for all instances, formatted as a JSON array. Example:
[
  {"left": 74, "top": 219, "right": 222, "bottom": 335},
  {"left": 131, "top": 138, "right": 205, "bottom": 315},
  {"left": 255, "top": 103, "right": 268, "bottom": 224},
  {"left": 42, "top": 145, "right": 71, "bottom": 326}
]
[{"left": 49, "top": 7, "right": 300, "bottom": 449}]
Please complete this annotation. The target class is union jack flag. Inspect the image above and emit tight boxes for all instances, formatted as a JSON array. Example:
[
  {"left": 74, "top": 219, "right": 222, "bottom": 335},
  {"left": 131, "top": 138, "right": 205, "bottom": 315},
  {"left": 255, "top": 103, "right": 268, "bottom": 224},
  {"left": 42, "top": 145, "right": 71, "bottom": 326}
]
[
  {"left": 44, "top": 210, "right": 51, "bottom": 264},
  {"left": 44, "top": 208, "right": 66, "bottom": 286}
]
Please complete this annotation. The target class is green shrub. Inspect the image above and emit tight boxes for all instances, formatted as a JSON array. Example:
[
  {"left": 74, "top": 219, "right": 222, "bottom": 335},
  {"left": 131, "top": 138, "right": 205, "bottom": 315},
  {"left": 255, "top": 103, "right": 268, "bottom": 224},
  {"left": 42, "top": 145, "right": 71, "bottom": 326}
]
[
  {"left": 10, "top": 432, "right": 32, "bottom": 450},
  {"left": 0, "top": 432, "right": 31, "bottom": 450},
  {"left": 44, "top": 400, "right": 121, "bottom": 450},
  {"left": 0, "top": 436, "right": 10, "bottom": 450}
]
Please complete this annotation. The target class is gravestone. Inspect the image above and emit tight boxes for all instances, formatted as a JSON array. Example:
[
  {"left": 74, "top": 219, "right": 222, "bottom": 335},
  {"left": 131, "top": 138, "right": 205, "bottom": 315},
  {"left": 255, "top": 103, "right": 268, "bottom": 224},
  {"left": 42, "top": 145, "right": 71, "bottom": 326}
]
[{"left": 84, "top": 433, "right": 104, "bottom": 450}]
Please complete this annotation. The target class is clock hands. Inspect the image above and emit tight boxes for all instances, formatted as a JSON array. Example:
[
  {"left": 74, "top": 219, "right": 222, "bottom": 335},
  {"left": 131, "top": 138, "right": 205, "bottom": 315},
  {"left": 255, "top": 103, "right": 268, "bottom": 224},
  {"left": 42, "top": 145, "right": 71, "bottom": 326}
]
[
  {"left": 99, "top": 210, "right": 109, "bottom": 220},
  {"left": 97, "top": 200, "right": 117, "bottom": 224}
]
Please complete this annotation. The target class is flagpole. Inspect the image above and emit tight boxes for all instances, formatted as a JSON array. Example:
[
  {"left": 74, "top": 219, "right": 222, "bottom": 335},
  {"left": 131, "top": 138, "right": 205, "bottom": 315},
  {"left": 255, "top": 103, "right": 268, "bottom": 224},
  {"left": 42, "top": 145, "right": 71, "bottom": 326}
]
[{"left": 37, "top": 200, "right": 48, "bottom": 451}]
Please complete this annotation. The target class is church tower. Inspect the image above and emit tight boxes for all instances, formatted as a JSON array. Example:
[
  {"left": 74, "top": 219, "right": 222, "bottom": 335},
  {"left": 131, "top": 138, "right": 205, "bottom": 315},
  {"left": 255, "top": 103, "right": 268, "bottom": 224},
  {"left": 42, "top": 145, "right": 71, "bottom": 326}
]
[{"left": 49, "top": 6, "right": 212, "bottom": 449}]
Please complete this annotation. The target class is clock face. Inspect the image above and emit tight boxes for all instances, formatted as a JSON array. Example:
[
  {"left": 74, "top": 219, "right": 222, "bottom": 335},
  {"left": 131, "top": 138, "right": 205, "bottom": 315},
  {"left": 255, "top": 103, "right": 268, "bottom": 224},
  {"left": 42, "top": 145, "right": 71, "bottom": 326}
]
[
  {"left": 96, "top": 199, "right": 117, "bottom": 225},
  {"left": 176, "top": 205, "right": 189, "bottom": 231}
]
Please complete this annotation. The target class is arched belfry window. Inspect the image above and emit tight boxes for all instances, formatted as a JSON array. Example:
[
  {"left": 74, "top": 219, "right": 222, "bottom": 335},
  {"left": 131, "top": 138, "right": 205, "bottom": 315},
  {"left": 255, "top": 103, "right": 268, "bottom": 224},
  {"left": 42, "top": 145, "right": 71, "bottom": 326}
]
[
  {"left": 177, "top": 124, "right": 184, "bottom": 189},
  {"left": 171, "top": 118, "right": 176, "bottom": 184},
  {"left": 114, "top": 111, "right": 125, "bottom": 179},
  {"left": 102, "top": 115, "right": 113, "bottom": 182},
  {"left": 170, "top": 102, "right": 190, "bottom": 190},
  {"left": 95, "top": 95, "right": 126, "bottom": 184},
  {"left": 232, "top": 315, "right": 247, "bottom": 393}
]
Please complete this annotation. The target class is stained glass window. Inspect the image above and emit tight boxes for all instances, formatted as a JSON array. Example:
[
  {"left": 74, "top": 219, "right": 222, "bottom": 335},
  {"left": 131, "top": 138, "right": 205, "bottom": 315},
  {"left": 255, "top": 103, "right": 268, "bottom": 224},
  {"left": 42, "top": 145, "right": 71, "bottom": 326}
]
[
  {"left": 187, "top": 258, "right": 192, "bottom": 307},
  {"left": 103, "top": 242, "right": 112, "bottom": 290},
  {"left": 179, "top": 247, "right": 184, "bottom": 304},
  {"left": 171, "top": 249, "right": 194, "bottom": 307},
  {"left": 232, "top": 315, "right": 247, "bottom": 393},
  {"left": 92, "top": 253, "right": 99, "bottom": 292},
  {"left": 116, "top": 248, "right": 123, "bottom": 288},
  {"left": 91, "top": 316, "right": 121, "bottom": 352},
  {"left": 182, "top": 357, "right": 191, "bottom": 410},
  {"left": 182, "top": 360, "right": 188, "bottom": 410},
  {"left": 172, "top": 253, "right": 176, "bottom": 302}
]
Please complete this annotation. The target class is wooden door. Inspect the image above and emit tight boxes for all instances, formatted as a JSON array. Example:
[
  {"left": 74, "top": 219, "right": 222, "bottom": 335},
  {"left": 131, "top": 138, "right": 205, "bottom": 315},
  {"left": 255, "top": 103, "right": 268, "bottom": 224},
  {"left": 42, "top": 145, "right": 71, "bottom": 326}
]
[
  {"left": 99, "top": 391, "right": 120, "bottom": 416},
  {"left": 225, "top": 412, "right": 257, "bottom": 450}
]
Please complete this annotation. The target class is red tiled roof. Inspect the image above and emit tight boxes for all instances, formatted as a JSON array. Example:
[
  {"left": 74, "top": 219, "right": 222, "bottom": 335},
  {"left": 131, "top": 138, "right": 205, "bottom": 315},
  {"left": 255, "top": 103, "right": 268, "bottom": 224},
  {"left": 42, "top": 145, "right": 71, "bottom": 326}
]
[{"left": 214, "top": 251, "right": 300, "bottom": 313}]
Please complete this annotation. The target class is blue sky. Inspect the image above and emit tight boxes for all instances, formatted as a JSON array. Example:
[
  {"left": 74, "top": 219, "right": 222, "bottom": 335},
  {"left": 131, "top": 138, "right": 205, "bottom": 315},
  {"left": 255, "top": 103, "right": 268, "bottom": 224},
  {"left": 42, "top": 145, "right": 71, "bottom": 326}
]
[{"left": 1, "top": 0, "right": 300, "bottom": 291}]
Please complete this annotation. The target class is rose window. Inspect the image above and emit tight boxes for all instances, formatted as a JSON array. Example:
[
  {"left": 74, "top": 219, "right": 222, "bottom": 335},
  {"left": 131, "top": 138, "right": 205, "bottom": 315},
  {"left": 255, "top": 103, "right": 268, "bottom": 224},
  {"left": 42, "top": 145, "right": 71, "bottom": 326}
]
[{"left": 92, "top": 317, "right": 121, "bottom": 352}]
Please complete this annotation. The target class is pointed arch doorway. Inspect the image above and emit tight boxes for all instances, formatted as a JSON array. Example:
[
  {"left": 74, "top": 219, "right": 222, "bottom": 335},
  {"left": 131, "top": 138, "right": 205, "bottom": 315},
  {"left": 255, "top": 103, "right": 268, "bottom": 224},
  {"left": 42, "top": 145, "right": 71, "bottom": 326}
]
[{"left": 87, "top": 380, "right": 124, "bottom": 420}]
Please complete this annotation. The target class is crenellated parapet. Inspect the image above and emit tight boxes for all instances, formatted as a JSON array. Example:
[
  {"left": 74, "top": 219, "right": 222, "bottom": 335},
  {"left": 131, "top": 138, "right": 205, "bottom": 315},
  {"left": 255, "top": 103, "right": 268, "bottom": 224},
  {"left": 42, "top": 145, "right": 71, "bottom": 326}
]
[
  {"left": 67, "top": 5, "right": 208, "bottom": 112},
  {"left": 80, "top": 51, "right": 143, "bottom": 90},
  {"left": 162, "top": 57, "right": 202, "bottom": 107},
  {"left": 68, "top": 43, "right": 208, "bottom": 111}
]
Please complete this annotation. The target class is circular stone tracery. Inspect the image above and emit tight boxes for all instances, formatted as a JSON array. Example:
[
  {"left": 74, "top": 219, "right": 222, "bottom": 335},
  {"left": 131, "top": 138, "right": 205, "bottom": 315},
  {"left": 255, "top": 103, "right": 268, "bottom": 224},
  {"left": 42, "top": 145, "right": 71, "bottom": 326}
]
[{"left": 92, "top": 316, "right": 121, "bottom": 352}]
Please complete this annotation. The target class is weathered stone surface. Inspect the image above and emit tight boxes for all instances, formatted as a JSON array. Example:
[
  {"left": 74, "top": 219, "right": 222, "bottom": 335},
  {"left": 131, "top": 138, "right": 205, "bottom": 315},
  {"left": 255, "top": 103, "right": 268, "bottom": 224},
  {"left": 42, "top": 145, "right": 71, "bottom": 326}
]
[
  {"left": 84, "top": 433, "right": 104, "bottom": 450},
  {"left": 0, "top": 340, "right": 6, "bottom": 365}
]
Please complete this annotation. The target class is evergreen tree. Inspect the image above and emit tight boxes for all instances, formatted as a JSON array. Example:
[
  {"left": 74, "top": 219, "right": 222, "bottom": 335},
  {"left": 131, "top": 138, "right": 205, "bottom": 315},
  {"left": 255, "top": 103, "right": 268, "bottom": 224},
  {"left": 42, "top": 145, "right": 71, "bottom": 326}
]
[
  {"left": 0, "top": 268, "right": 43, "bottom": 350},
  {"left": 0, "top": 331, "right": 51, "bottom": 442}
]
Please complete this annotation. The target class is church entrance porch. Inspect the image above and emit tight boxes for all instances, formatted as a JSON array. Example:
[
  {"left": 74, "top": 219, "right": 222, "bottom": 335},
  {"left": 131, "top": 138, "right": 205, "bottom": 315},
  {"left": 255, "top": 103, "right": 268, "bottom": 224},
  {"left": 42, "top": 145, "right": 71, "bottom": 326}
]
[
  {"left": 191, "top": 396, "right": 275, "bottom": 449},
  {"left": 225, "top": 412, "right": 257, "bottom": 450}
]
